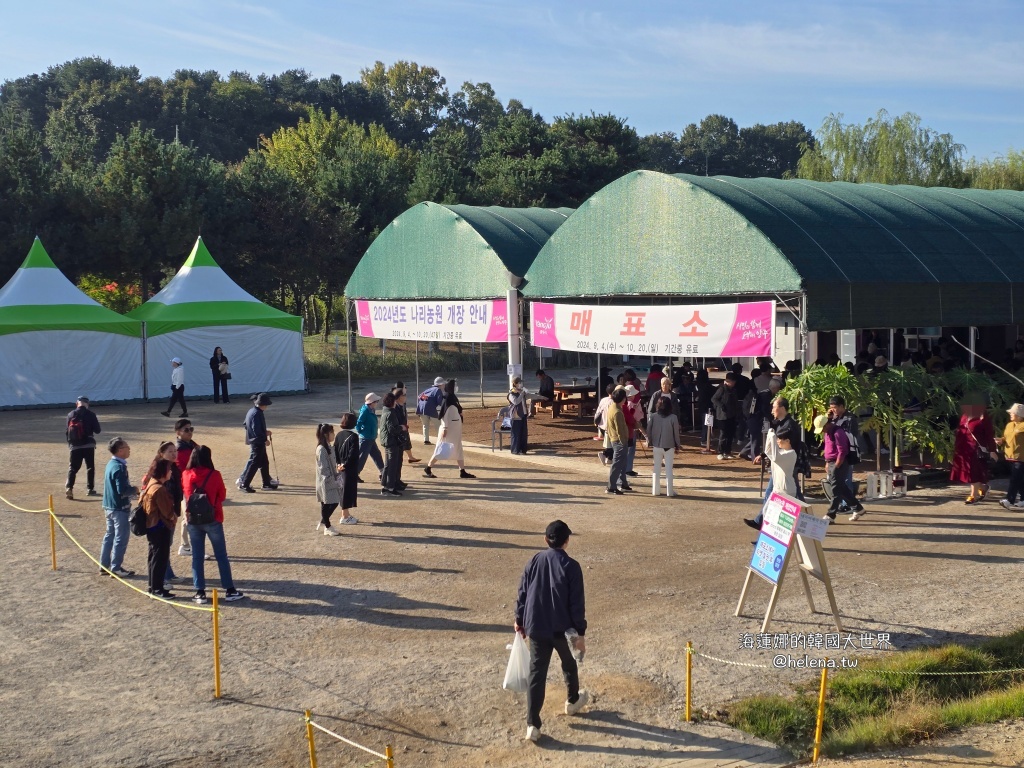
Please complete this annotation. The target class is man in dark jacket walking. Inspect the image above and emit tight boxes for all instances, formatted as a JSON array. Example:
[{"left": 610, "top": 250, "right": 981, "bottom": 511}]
[
  {"left": 238, "top": 393, "right": 278, "bottom": 493},
  {"left": 711, "top": 372, "right": 740, "bottom": 459},
  {"left": 65, "top": 396, "right": 102, "bottom": 500},
  {"left": 514, "top": 520, "right": 589, "bottom": 743}
]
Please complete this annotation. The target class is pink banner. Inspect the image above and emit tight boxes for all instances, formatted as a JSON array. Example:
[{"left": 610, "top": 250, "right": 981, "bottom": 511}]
[
  {"left": 529, "top": 300, "right": 774, "bottom": 358},
  {"left": 355, "top": 299, "right": 508, "bottom": 343}
]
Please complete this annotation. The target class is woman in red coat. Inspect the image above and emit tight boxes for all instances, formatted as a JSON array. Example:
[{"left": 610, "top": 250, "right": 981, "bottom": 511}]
[{"left": 950, "top": 405, "right": 997, "bottom": 504}]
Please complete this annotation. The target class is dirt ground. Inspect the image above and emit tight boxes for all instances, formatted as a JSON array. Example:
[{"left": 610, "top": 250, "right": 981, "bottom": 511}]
[{"left": 1, "top": 378, "right": 1022, "bottom": 767}]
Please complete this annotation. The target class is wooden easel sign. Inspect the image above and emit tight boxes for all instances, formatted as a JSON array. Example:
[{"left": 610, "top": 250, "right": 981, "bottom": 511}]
[{"left": 736, "top": 491, "right": 843, "bottom": 633}]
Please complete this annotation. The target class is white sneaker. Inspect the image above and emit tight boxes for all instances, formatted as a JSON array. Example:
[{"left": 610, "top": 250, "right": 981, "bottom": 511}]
[
  {"left": 525, "top": 725, "right": 540, "bottom": 742},
  {"left": 340, "top": 516, "right": 358, "bottom": 525},
  {"left": 324, "top": 526, "right": 342, "bottom": 536},
  {"left": 1000, "top": 499, "right": 1015, "bottom": 510},
  {"left": 717, "top": 454, "right": 726, "bottom": 460},
  {"left": 565, "top": 689, "right": 590, "bottom": 715},
  {"left": 178, "top": 545, "right": 191, "bottom": 556},
  {"left": 1015, "top": 501, "right": 1024, "bottom": 509},
  {"left": 850, "top": 508, "right": 866, "bottom": 521}
]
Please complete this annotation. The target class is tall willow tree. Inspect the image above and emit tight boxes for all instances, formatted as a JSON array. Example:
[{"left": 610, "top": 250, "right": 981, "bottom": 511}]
[{"left": 797, "top": 109, "right": 966, "bottom": 187}]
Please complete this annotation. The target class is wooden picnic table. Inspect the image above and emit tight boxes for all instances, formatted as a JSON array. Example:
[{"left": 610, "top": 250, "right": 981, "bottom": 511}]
[{"left": 551, "top": 383, "right": 598, "bottom": 419}]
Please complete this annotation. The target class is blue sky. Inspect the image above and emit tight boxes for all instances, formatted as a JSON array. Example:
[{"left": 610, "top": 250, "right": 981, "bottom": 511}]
[{"left": 3, "top": 0, "right": 1022, "bottom": 160}]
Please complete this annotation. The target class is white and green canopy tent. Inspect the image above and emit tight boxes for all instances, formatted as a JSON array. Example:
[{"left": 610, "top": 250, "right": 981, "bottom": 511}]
[
  {"left": 0, "top": 238, "right": 143, "bottom": 407},
  {"left": 130, "top": 237, "right": 305, "bottom": 398}
]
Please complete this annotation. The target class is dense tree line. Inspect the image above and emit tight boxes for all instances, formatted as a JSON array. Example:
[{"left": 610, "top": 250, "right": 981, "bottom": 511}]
[{"left": 1, "top": 59, "right": 1020, "bottom": 336}]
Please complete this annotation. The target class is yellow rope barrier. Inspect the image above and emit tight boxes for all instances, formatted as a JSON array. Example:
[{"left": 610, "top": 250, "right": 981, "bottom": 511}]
[
  {"left": 685, "top": 641, "right": 692, "bottom": 722},
  {"left": 49, "top": 495, "right": 57, "bottom": 571},
  {"left": 213, "top": 589, "right": 222, "bottom": 699},
  {"left": 48, "top": 509, "right": 214, "bottom": 612},
  {"left": 304, "top": 712, "right": 394, "bottom": 765},
  {"left": 0, "top": 492, "right": 51, "bottom": 514}
]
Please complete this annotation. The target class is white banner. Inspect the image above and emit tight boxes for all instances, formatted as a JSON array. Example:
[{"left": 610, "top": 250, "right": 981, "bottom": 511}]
[
  {"left": 355, "top": 299, "right": 508, "bottom": 343},
  {"left": 529, "top": 300, "right": 774, "bottom": 358}
]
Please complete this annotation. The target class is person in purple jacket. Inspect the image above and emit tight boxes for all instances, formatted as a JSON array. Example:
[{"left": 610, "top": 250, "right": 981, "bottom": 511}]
[
  {"left": 514, "top": 520, "right": 590, "bottom": 743},
  {"left": 815, "top": 413, "right": 866, "bottom": 522}
]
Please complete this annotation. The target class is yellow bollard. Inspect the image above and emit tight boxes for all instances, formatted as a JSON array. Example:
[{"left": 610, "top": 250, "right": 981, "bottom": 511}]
[
  {"left": 812, "top": 664, "right": 829, "bottom": 763},
  {"left": 385, "top": 744, "right": 394, "bottom": 768},
  {"left": 49, "top": 495, "right": 57, "bottom": 571},
  {"left": 685, "top": 641, "right": 692, "bottom": 723},
  {"left": 212, "top": 589, "right": 222, "bottom": 699},
  {"left": 305, "top": 710, "right": 318, "bottom": 768}
]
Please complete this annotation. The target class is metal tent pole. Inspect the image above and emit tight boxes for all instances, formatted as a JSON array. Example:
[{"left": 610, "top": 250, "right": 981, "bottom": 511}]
[
  {"left": 480, "top": 345, "right": 485, "bottom": 407},
  {"left": 415, "top": 340, "right": 420, "bottom": 402},
  {"left": 346, "top": 299, "right": 353, "bottom": 413}
]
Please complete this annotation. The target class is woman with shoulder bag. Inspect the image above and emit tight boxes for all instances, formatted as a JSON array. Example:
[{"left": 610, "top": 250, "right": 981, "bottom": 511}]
[
  {"left": 332, "top": 413, "right": 360, "bottom": 524},
  {"left": 315, "top": 423, "right": 344, "bottom": 535},
  {"left": 209, "top": 347, "right": 230, "bottom": 404},
  {"left": 182, "top": 446, "right": 244, "bottom": 604},
  {"left": 507, "top": 376, "right": 529, "bottom": 455},
  {"left": 141, "top": 458, "right": 179, "bottom": 599},
  {"left": 141, "top": 442, "right": 185, "bottom": 584},
  {"left": 424, "top": 379, "right": 475, "bottom": 479}
]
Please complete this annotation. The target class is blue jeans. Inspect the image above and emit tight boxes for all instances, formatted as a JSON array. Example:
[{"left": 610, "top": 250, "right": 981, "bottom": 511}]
[
  {"left": 188, "top": 522, "right": 236, "bottom": 593},
  {"left": 358, "top": 438, "right": 384, "bottom": 475},
  {"left": 626, "top": 439, "right": 636, "bottom": 473},
  {"left": 100, "top": 508, "right": 130, "bottom": 570}
]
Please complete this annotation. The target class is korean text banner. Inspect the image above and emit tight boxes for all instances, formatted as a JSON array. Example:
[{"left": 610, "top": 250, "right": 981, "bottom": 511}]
[
  {"left": 355, "top": 300, "right": 508, "bottom": 343},
  {"left": 529, "top": 300, "right": 774, "bottom": 358}
]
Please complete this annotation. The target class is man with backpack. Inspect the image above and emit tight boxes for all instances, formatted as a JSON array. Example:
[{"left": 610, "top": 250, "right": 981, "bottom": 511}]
[
  {"left": 829, "top": 395, "right": 863, "bottom": 515},
  {"left": 416, "top": 377, "right": 446, "bottom": 445},
  {"left": 65, "top": 396, "right": 102, "bottom": 500}
]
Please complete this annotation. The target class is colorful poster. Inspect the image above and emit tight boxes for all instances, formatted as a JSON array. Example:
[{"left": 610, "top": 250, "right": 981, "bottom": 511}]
[
  {"left": 750, "top": 533, "right": 789, "bottom": 585},
  {"left": 529, "top": 300, "right": 774, "bottom": 358},
  {"left": 355, "top": 300, "right": 508, "bottom": 343},
  {"left": 760, "top": 491, "right": 803, "bottom": 546}
]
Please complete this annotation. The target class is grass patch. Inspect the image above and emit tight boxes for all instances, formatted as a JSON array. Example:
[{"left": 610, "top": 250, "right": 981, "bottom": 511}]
[{"left": 724, "top": 628, "right": 1024, "bottom": 759}]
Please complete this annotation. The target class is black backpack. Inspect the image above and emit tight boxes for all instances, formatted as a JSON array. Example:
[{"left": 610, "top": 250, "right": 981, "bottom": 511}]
[
  {"left": 67, "top": 412, "right": 87, "bottom": 445},
  {"left": 129, "top": 502, "right": 148, "bottom": 536},
  {"left": 185, "top": 471, "right": 216, "bottom": 525}
]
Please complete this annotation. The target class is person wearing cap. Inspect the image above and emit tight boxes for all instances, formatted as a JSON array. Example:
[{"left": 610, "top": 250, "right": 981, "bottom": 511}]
[
  {"left": 622, "top": 382, "right": 646, "bottom": 477},
  {"left": 65, "top": 395, "right": 102, "bottom": 500},
  {"left": 817, "top": 412, "right": 865, "bottom": 521},
  {"left": 355, "top": 392, "right": 386, "bottom": 481},
  {"left": 996, "top": 404, "right": 1024, "bottom": 510},
  {"left": 161, "top": 358, "right": 188, "bottom": 418},
  {"left": 416, "top": 377, "right": 447, "bottom": 445},
  {"left": 238, "top": 393, "right": 276, "bottom": 492},
  {"left": 515, "top": 520, "right": 589, "bottom": 743},
  {"left": 711, "top": 372, "right": 740, "bottom": 459}
]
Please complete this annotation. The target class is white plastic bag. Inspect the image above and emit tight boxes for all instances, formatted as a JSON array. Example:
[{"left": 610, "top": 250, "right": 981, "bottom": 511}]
[
  {"left": 502, "top": 633, "right": 530, "bottom": 692},
  {"left": 432, "top": 441, "right": 455, "bottom": 461}
]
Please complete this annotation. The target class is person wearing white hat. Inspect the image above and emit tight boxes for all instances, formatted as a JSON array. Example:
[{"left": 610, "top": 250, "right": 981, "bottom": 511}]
[
  {"left": 161, "top": 357, "right": 187, "bottom": 418},
  {"left": 997, "top": 403, "right": 1024, "bottom": 509},
  {"left": 415, "top": 376, "right": 447, "bottom": 445},
  {"left": 356, "top": 392, "right": 385, "bottom": 481}
]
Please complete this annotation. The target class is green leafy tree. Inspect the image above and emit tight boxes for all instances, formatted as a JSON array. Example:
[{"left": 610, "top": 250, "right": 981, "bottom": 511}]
[
  {"left": 639, "top": 131, "right": 685, "bottom": 174},
  {"left": 679, "top": 114, "right": 741, "bottom": 176},
  {"left": 797, "top": 109, "right": 967, "bottom": 186},
  {"left": 967, "top": 149, "right": 1024, "bottom": 190},
  {"left": 91, "top": 124, "right": 225, "bottom": 297},
  {"left": 474, "top": 101, "right": 555, "bottom": 206},
  {"left": 360, "top": 60, "right": 449, "bottom": 145},
  {"left": 738, "top": 121, "right": 814, "bottom": 178},
  {"left": 548, "top": 112, "right": 641, "bottom": 206}
]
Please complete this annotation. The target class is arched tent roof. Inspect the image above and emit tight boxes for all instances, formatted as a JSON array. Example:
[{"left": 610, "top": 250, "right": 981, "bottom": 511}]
[
  {"left": 345, "top": 203, "right": 574, "bottom": 300},
  {"left": 522, "top": 171, "right": 1024, "bottom": 331}
]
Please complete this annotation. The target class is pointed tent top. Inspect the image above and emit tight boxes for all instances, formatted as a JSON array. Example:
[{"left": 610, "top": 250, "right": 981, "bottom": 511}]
[
  {"left": 182, "top": 237, "right": 220, "bottom": 268},
  {"left": 20, "top": 237, "right": 58, "bottom": 269}
]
